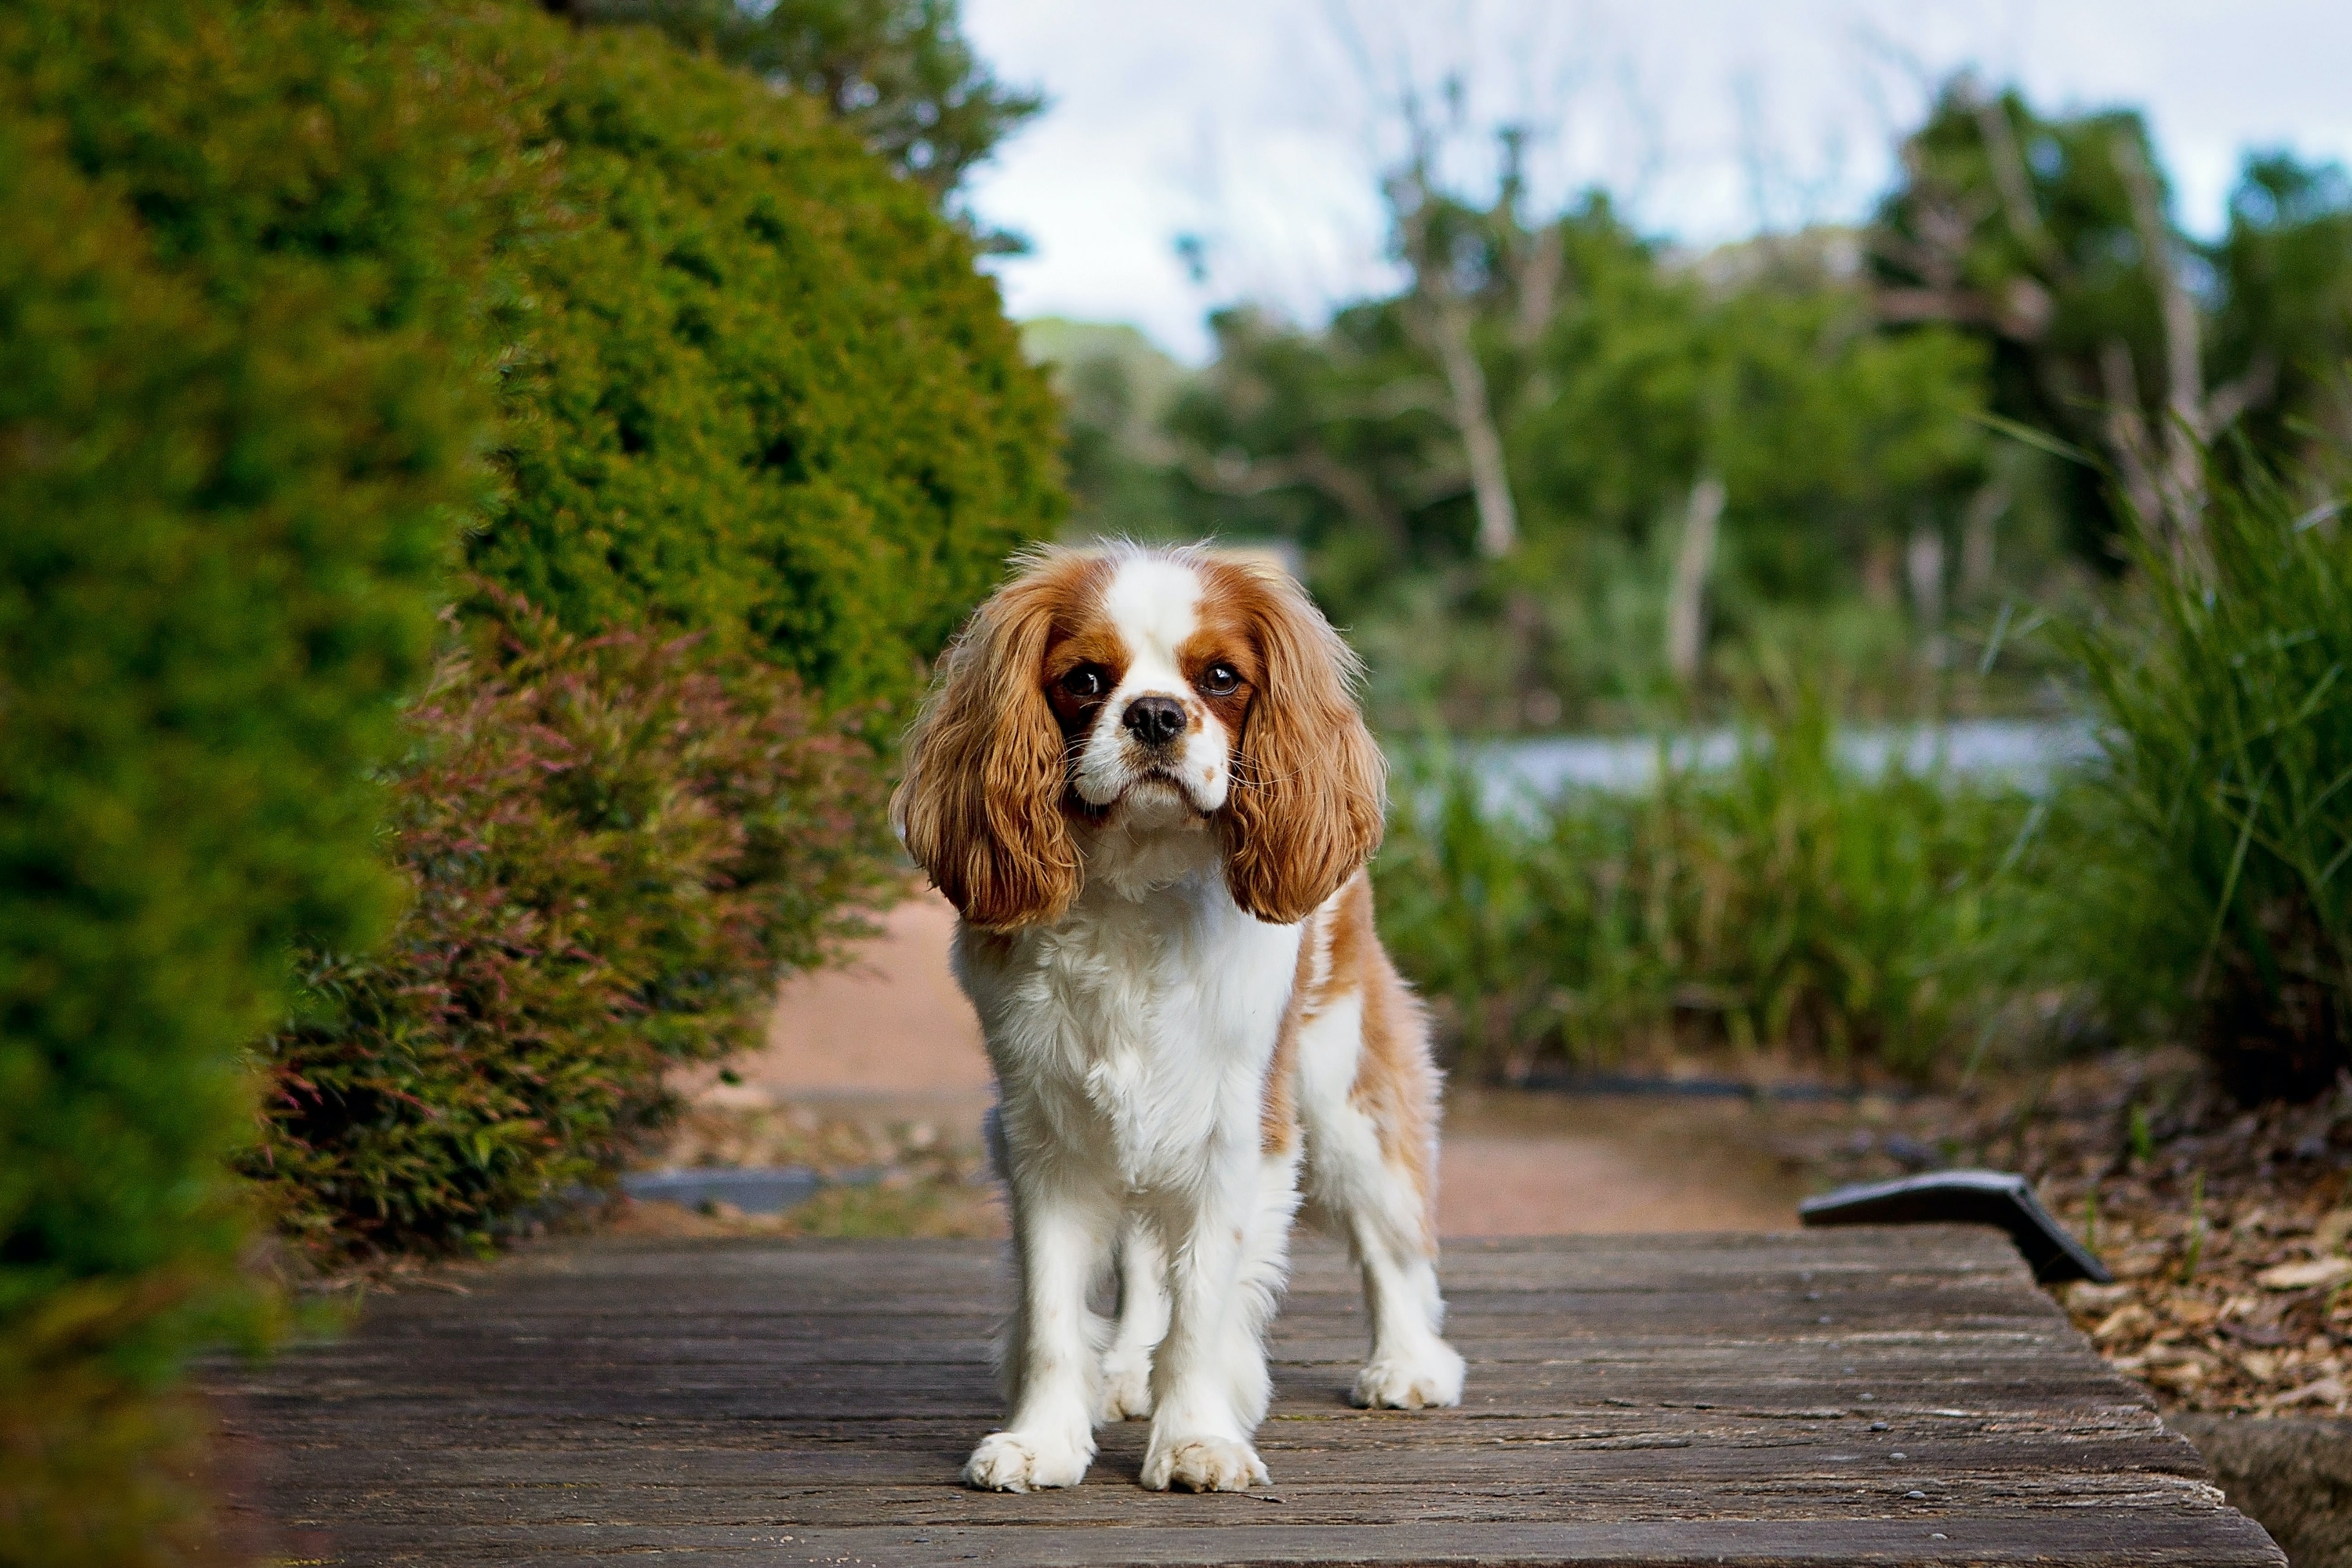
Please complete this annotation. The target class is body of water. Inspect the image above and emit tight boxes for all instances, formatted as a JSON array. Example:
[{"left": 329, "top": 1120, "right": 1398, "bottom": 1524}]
[{"left": 1463, "top": 719, "right": 2097, "bottom": 811}]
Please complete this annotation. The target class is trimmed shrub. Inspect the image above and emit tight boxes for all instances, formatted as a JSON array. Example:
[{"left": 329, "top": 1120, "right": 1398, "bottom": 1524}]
[
  {"left": 3, "top": 0, "right": 1052, "bottom": 1545},
  {"left": 0, "top": 0, "right": 516, "bottom": 1553},
  {"left": 234, "top": 6, "right": 1057, "bottom": 1259},
  {"left": 469, "top": 18, "right": 1064, "bottom": 717},
  {"left": 249, "top": 593, "right": 892, "bottom": 1260},
  {"left": 1376, "top": 702, "right": 2021, "bottom": 1082},
  {"left": 2038, "top": 465, "right": 2352, "bottom": 1102}
]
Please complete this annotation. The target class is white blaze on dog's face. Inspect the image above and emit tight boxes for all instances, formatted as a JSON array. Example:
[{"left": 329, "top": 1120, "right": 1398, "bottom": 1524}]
[{"left": 1049, "top": 554, "right": 1252, "bottom": 826}]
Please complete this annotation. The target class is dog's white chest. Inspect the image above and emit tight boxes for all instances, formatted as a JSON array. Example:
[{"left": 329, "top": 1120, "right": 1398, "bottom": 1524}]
[{"left": 960, "top": 878, "right": 1301, "bottom": 1193}]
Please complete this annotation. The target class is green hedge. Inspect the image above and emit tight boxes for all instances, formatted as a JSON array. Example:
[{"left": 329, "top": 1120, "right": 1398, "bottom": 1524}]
[
  {"left": 470, "top": 19, "right": 1063, "bottom": 717},
  {"left": 4, "top": 5, "right": 1058, "bottom": 1546},
  {"left": 0, "top": 1, "right": 512, "bottom": 1555},
  {"left": 238, "top": 8, "right": 1059, "bottom": 1258}
]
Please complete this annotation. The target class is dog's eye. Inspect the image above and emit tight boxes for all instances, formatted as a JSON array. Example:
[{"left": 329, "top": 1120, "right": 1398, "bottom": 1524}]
[
  {"left": 1059, "top": 666, "right": 1107, "bottom": 700},
  {"left": 1199, "top": 662, "right": 1241, "bottom": 697}
]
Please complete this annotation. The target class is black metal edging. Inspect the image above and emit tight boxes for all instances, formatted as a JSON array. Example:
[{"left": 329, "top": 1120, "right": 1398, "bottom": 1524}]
[
  {"left": 1799, "top": 1168, "right": 2113, "bottom": 1284},
  {"left": 1514, "top": 1072, "right": 1883, "bottom": 1103}
]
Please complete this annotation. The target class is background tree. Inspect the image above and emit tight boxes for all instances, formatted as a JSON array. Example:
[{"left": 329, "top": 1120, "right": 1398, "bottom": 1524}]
[
  {"left": 1872, "top": 77, "right": 2352, "bottom": 561},
  {"left": 1045, "top": 70, "right": 2352, "bottom": 735},
  {"left": 554, "top": 0, "right": 1041, "bottom": 237},
  {"left": 1153, "top": 198, "right": 1994, "bottom": 730}
]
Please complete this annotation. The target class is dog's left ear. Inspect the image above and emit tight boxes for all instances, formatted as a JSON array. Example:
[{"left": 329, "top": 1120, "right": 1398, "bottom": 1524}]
[{"left": 1217, "top": 564, "right": 1386, "bottom": 925}]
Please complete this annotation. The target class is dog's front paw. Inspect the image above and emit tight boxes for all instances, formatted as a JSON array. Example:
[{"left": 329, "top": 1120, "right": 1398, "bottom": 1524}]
[
  {"left": 1352, "top": 1340, "right": 1466, "bottom": 1410},
  {"left": 1097, "top": 1352, "right": 1154, "bottom": 1421},
  {"left": 1140, "top": 1434, "right": 1268, "bottom": 1492},
  {"left": 963, "top": 1429, "right": 1092, "bottom": 1492}
]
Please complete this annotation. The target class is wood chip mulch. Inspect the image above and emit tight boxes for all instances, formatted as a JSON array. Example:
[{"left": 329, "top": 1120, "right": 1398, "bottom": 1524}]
[{"left": 1788, "top": 1048, "right": 2352, "bottom": 1416}]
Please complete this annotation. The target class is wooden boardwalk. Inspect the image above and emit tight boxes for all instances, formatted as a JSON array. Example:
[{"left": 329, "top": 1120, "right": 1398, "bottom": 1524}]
[{"left": 211, "top": 1228, "right": 2282, "bottom": 1566}]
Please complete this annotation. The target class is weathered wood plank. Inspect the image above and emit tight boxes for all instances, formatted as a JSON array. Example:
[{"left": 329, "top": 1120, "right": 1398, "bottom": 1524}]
[
  {"left": 209, "top": 1230, "right": 2281, "bottom": 1566},
  {"left": 217, "top": 1515, "right": 2283, "bottom": 1567}
]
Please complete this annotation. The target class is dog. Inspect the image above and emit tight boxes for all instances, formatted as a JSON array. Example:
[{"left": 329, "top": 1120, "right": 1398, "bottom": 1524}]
[{"left": 890, "top": 543, "right": 1465, "bottom": 1494}]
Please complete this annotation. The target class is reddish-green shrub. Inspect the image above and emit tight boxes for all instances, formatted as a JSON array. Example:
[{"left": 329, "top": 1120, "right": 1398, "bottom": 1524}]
[{"left": 248, "top": 593, "right": 895, "bottom": 1261}]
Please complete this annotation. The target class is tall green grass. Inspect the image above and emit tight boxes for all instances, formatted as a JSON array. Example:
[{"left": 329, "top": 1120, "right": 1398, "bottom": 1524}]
[
  {"left": 2036, "top": 464, "right": 2352, "bottom": 1100},
  {"left": 1378, "top": 457, "right": 2352, "bottom": 1101},
  {"left": 1374, "top": 699, "right": 2025, "bottom": 1082}
]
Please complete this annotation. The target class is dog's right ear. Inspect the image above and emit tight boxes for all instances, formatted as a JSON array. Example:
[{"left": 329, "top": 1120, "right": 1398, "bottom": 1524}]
[{"left": 892, "top": 564, "right": 1085, "bottom": 931}]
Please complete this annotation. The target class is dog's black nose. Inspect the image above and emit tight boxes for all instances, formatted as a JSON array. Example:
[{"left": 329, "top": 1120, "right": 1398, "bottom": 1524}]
[{"left": 1121, "top": 694, "right": 1186, "bottom": 747}]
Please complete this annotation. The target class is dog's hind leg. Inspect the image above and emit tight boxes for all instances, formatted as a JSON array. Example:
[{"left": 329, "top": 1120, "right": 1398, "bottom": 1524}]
[
  {"left": 1098, "top": 1216, "right": 1165, "bottom": 1421},
  {"left": 1222, "top": 1140, "right": 1305, "bottom": 1427},
  {"left": 1297, "top": 970, "right": 1465, "bottom": 1411}
]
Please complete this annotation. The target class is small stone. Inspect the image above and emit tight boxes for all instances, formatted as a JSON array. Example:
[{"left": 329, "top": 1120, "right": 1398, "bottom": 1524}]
[
  {"left": 1891, "top": 1452, "right": 1907, "bottom": 1460},
  {"left": 2064, "top": 1280, "right": 2134, "bottom": 1313},
  {"left": 2274, "top": 1374, "right": 2349, "bottom": 1409},
  {"left": 1907, "top": 1489, "right": 1928, "bottom": 1499},
  {"left": 1869, "top": 1421, "right": 1890, "bottom": 1431},
  {"left": 1931, "top": 1532, "right": 1948, "bottom": 1540},
  {"left": 2257, "top": 1257, "right": 2352, "bottom": 1291},
  {"left": 1884, "top": 1132, "right": 1938, "bottom": 1169}
]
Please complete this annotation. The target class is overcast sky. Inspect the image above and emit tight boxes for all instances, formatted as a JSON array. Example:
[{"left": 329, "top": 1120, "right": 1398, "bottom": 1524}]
[{"left": 959, "top": 0, "right": 2352, "bottom": 362}]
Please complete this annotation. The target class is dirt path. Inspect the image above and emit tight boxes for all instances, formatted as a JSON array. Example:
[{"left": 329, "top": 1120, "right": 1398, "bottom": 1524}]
[{"left": 728, "top": 890, "right": 1804, "bottom": 1236}]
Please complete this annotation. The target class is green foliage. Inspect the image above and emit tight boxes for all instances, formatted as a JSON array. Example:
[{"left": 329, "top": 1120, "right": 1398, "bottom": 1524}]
[
  {"left": 0, "top": 0, "right": 514, "bottom": 1551},
  {"left": 1374, "top": 698, "right": 2022, "bottom": 1082},
  {"left": 1043, "top": 80, "right": 2352, "bottom": 736},
  {"left": 2213, "top": 155, "right": 2352, "bottom": 472},
  {"left": 230, "top": 4, "right": 1057, "bottom": 1261},
  {"left": 2024, "top": 462, "right": 2352, "bottom": 1102},
  {"left": 563, "top": 0, "right": 1043, "bottom": 211},
  {"left": 469, "top": 19, "right": 1062, "bottom": 717},
  {"left": 1024, "top": 317, "right": 1191, "bottom": 543},
  {"left": 3, "top": 0, "right": 1054, "bottom": 1546},
  {"left": 250, "top": 595, "right": 893, "bottom": 1260},
  {"left": 1164, "top": 201, "right": 2004, "bottom": 728}
]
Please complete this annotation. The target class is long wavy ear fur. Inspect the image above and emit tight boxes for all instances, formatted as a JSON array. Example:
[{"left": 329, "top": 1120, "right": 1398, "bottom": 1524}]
[
  {"left": 891, "top": 557, "right": 1093, "bottom": 929},
  {"left": 1215, "top": 563, "right": 1386, "bottom": 925}
]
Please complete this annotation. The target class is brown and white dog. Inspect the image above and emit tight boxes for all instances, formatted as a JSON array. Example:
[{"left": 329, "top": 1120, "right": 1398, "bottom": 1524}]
[{"left": 891, "top": 544, "right": 1463, "bottom": 1494}]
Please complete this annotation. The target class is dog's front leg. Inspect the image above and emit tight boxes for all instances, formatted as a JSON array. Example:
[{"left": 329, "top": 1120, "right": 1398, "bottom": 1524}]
[
  {"left": 1138, "top": 1155, "right": 1271, "bottom": 1492},
  {"left": 965, "top": 1181, "right": 1111, "bottom": 1493}
]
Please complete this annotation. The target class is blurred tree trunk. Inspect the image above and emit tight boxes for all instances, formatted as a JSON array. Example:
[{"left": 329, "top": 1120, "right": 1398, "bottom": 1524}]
[
  {"left": 1666, "top": 475, "right": 1725, "bottom": 685},
  {"left": 1871, "top": 79, "right": 2305, "bottom": 572},
  {"left": 1389, "top": 124, "right": 1520, "bottom": 558},
  {"left": 1907, "top": 519, "right": 1947, "bottom": 670}
]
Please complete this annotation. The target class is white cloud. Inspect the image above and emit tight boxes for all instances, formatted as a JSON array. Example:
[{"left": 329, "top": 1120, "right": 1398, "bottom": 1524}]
[{"left": 962, "top": 0, "right": 2352, "bottom": 362}]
